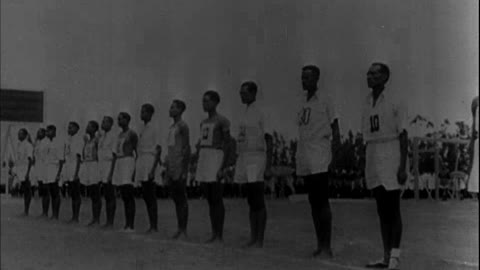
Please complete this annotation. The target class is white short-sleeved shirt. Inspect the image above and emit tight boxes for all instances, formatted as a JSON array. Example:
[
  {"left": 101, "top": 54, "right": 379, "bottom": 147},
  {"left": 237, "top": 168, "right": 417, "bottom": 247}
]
[
  {"left": 166, "top": 120, "right": 190, "bottom": 180},
  {"left": 296, "top": 92, "right": 338, "bottom": 176},
  {"left": 83, "top": 134, "right": 99, "bottom": 162},
  {"left": 137, "top": 121, "right": 160, "bottom": 155},
  {"left": 199, "top": 114, "right": 230, "bottom": 150},
  {"left": 64, "top": 134, "right": 83, "bottom": 163},
  {"left": 237, "top": 102, "right": 272, "bottom": 154},
  {"left": 98, "top": 130, "right": 115, "bottom": 161},
  {"left": 15, "top": 140, "right": 33, "bottom": 167},
  {"left": 361, "top": 91, "right": 407, "bottom": 144},
  {"left": 361, "top": 90, "right": 407, "bottom": 190},
  {"left": 45, "top": 137, "right": 63, "bottom": 165},
  {"left": 34, "top": 139, "right": 48, "bottom": 164}
]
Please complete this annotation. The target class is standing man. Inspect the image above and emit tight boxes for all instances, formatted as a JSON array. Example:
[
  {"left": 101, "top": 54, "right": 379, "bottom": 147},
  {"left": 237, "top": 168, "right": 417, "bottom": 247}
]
[
  {"left": 362, "top": 63, "right": 408, "bottom": 270},
  {"left": 135, "top": 104, "right": 161, "bottom": 233},
  {"left": 64, "top": 122, "right": 83, "bottom": 223},
  {"left": 234, "top": 81, "right": 273, "bottom": 248},
  {"left": 45, "top": 125, "right": 64, "bottom": 220},
  {"left": 165, "top": 100, "right": 191, "bottom": 240},
  {"left": 112, "top": 112, "right": 138, "bottom": 232},
  {"left": 81, "top": 120, "right": 102, "bottom": 226},
  {"left": 296, "top": 65, "right": 341, "bottom": 259},
  {"left": 468, "top": 96, "right": 478, "bottom": 196},
  {"left": 98, "top": 116, "right": 116, "bottom": 229},
  {"left": 32, "top": 128, "right": 49, "bottom": 218},
  {"left": 14, "top": 128, "right": 34, "bottom": 216},
  {"left": 196, "top": 91, "right": 232, "bottom": 243}
]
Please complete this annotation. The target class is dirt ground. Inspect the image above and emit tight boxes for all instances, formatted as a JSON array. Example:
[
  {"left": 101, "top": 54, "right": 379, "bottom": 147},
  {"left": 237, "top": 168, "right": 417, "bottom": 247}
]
[{"left": 1, "top": 195, "right": 478, "bottom": 270}]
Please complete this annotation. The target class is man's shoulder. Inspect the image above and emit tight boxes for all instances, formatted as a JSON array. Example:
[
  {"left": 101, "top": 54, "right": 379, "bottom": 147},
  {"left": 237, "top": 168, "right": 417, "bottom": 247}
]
[
  {"left": 24, "top": 141, "right": 34, "bottom": 149},
  {"left": 128, "top": 128, "right": 138, "bottom": 137},
  {"left": 178, "top": 120, "right": 189, "bottom": 130},
  {"left": 216, "top": 113, "right": 230, "bottom": 125}
]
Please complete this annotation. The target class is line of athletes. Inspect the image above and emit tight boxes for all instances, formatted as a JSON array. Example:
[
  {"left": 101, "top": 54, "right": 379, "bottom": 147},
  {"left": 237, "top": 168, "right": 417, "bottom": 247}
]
[{"left": 12, "top": 63, "right": 409, "bottom": 270}]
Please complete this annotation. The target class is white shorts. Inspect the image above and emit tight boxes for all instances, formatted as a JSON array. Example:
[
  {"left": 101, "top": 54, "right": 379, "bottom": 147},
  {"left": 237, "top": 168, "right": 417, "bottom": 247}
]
[
  {"left": 195, "top": 148, "right": 224, "bottom": 183},
  {"left": 31, "top": 163, "right": 47, "bottom": 184},
  {"left": 13, "top": 165, "right": 29, "bottom": 182},
  {"left": 112, "top": 157, "right": 135, "bottom": 186},
  {"left": 98, "top": 160, "right": 112, "bottom": 183},
  {"left": 45, "top": 164, "right": 59, "bottom": 184},
  {"left": 365, "top": 140, "right": 402, "bottom": 191},
  {"left": 234, "top": 152, "right": 265, "bottom": 183},
  {"left": 63, "top": 161, "right": 77, "bottom": 182},
  {"left": 135, "top": 154, "right": 155, "bottom": 182},
  {"left": 80, "top": 161, "right": 100, "bottom": 185}
]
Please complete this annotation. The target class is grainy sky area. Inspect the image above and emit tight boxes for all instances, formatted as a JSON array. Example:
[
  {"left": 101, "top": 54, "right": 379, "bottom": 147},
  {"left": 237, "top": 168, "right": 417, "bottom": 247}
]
[{"left": 1, "top": 0, "right": 478, "bottom": 143}]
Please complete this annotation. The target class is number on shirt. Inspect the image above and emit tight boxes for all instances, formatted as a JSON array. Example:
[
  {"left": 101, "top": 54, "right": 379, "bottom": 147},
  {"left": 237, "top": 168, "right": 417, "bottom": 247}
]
[
  {"left": 300, "top": 108, "right": 311, "bottom": 125},
  {"left": 202, "top": 127, "right": 210, "bottom": 140},
  {"left": 238, "top": 126, "right": 246, "bottom": 143},
  {"left": 116, "top": 137, "right": 125, "bottom": 154},
  {"left": 370, "top": 115, "right": 380, "bottom": 132}
]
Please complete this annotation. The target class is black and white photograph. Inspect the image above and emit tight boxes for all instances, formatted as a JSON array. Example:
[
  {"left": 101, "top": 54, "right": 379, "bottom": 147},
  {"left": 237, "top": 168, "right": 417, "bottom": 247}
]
[{"left": 0, "top": 0, "right": 478, "bottom": 269}]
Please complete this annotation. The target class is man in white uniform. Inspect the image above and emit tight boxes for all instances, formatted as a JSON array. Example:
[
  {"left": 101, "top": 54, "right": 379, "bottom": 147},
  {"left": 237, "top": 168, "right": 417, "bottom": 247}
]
[
  {"left": 81, "top": 120, "right": 102, "bottom": 226},
  {"left": 362, "top": 63, "right": 408, "bottom": 270},
  {"left": 136, "top": 104, "right": 161, "bottom": 233},
  {"left": 196, "top": 91, "right": 232, "bottom": 243},
  {"left": 234, "top": 81, "right": 273, "bottom": 248},
  {"left": 14, "top": 128, "right": 34, "bottom": 216},
  {"left": 32, "top": 128, "right": 49, "bottom": 217},
  {"left": 468, "top": 96, "right": 479, "bottom": 196},
  {"left": 45, "top": 125, "right": 64, "bottom": 220},
  {"left": 111, "top": 112, "right": 138, "bottom": 232},
  {"left": 165, "top": 100, "right": 190, "bottom": 240},
  {"left": 98, "top": 116, "right": 116, "bottom": 229},
  {"left": 64, "top": 122, "right": 83, "bottom": 223},
  {"left": 296, "top": 65, "right": 341, "bottom": 259}
]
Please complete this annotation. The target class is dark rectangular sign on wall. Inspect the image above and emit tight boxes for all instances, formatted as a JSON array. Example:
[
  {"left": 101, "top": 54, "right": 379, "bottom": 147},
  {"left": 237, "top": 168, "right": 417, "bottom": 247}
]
[{"left": 0, "top": 89, "right": 44, "bottom": 122}]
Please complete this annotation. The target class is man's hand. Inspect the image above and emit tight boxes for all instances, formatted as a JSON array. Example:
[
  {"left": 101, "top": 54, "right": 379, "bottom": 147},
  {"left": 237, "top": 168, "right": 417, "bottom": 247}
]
[
  {"left": 397, "top": 166, "right": 407, "bottom": 185},
  {"left": 55, "top": 175, "right": 61, "bottom": 183},
  {"left": 148, "top": 170, "right": 155, "bottom": 182},
  {"left": 216, "top": 168, "right": 225, "bottom": 182}
]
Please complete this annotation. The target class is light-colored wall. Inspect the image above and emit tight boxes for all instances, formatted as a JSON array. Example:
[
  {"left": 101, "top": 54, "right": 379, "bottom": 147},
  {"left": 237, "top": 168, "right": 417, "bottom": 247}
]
[{"left": 1, "top": 0, "right": 478, "bottom": 144}]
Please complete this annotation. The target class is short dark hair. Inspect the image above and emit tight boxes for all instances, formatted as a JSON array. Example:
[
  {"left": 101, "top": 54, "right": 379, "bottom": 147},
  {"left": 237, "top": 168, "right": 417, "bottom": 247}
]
[
  {"left": 119, "top": 112, "right": 131, "bottom": 122},
  {"left": 46, "top": 125, "right": 56, "bottom": 132},
  {"left": 372, "top": 62, "right": 390, "bottom": 82},
  {"left": 19, "top": 128, "right": 29, "bottom": 136},
  {"left": 302, "top": 65, "right": 320, "bottom": 80},
  {"left": 173, "top": 99, "right": 186, "bottom": 112},
  {"left": 69, "top": 121, "right": 80, "bottom": 130},
  {"left": 103, "top": 116, "right": 114, "bottom": 124},
  {"left": 142, "top": 103, "right": 155, "bottom": 115},
  {"left": 204, "top": 90, "right": 220, "bottom": 104},
  {"left": 241, "top": 81, "right": 258, "bottom": 95},
  {"left": 88, "top": 120, "right": 99, "bottom": 132}
]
